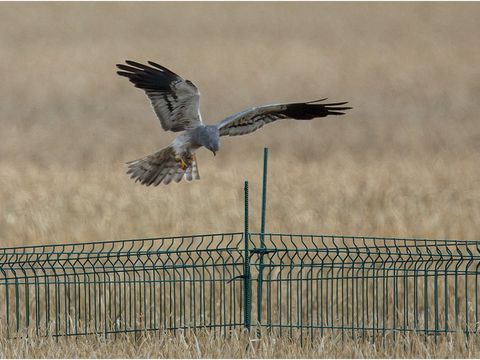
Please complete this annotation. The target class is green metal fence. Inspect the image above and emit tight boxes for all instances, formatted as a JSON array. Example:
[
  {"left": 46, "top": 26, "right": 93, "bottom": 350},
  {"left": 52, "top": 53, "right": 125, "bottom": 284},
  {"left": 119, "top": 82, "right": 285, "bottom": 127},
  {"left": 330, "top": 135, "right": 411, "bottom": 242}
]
[
  {"left": 0, "top": 233, "right": 246, "bottom": 337},
  {"left": 249, "top": 232, "right": 480, "bottom": 341},
  {"left": 1, "top": 148, "right": 479, "bottom": 340}
]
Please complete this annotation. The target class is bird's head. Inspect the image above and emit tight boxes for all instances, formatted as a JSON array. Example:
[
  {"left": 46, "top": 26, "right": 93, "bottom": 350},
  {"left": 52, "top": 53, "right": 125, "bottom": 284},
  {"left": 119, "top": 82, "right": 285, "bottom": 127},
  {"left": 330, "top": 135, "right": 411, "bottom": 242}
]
[
  {"left": 205, "top": 139, "right": 219, "bottom": 156},
  {"left": 198, "top": 125, "right": 220, "bottom": 156}
]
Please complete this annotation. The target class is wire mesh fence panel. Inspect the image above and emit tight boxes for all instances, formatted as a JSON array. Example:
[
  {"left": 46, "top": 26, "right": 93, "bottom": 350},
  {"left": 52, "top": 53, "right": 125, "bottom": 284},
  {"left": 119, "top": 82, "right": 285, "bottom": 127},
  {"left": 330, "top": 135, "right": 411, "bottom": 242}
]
[
  {"left": 0, "top": 233, "right": 245, "bottom": 337},
  {"left": 1, "top": 231, "right": 479, "bottom": 340},
  {"left": 249, "top": 233, "right": 480, "bottom": 341}
]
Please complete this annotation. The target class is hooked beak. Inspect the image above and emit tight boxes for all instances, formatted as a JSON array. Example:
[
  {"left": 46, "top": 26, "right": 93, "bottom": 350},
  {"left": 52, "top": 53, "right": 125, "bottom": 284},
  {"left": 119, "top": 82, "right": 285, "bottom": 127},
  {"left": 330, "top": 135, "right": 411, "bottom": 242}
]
[{"left": 212, "top": 151, "right": 216, "bottom": 157}]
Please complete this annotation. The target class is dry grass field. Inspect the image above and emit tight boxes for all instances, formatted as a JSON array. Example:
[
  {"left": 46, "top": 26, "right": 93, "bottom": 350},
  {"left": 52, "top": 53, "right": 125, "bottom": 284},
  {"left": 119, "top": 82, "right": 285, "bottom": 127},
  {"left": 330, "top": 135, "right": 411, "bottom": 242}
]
[
  {"left": 1, "top": 2, "right": 480, "bottom": 358},
  {"left": 1, "top": 329, "right": 480, "bottom": 358}
]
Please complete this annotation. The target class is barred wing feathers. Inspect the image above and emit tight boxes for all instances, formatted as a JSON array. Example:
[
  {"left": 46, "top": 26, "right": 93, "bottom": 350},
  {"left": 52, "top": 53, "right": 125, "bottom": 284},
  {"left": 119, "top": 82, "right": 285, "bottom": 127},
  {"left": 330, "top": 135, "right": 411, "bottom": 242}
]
[
  {"left": 116, "top": 60, "right": 202, "bottom": 132},
  {"left": 216, "top": 99, "right": 351, "bottom": 137}
]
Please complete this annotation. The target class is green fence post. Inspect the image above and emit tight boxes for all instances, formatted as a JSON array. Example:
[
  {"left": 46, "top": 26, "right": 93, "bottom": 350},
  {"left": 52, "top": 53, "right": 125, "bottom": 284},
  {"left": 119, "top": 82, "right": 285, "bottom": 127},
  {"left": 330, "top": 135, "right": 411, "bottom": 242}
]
[
  {"left": 4, "top": 277, "right": 9, "bottom": 338},
  {"left": 257, "top": 147, "right": 268, "bottom": 332},
  {"left": 243, "top": 181, "right": 251, "bottom": 332}
]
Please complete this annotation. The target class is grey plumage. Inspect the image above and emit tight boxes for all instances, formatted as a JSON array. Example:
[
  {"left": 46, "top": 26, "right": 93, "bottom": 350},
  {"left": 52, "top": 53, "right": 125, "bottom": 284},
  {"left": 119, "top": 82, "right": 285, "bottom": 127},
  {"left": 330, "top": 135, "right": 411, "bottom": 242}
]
[
  {"left": 189, "top": 125, "right": 220, "bottom": 153},
  {"left": 117, "top": 60, "right": 202, "bottom": 132},
  {"left": 117, "top": 60, "right": 351, "bottom": 186}
]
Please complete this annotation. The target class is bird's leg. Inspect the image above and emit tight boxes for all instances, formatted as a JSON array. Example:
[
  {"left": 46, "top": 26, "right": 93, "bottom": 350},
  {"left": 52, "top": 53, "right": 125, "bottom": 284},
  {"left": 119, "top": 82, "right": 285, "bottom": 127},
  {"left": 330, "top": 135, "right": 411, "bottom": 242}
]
[
  {"left": 179, "top": 158, "right": 188, "bottom": 170},
  {"left": 175, "top": 153, "right": 194, "bottom": 170},
  {"left": 175, "top": 156, "right": 188, "bottom": 170},
  {"left": 185, "top": 153, "right": 194, "bottom": 165}
]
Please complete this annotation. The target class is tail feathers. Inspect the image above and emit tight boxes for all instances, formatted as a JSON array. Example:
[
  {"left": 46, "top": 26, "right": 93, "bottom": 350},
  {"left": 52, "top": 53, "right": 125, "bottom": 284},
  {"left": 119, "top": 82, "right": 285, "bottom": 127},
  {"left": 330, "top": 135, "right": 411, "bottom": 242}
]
[
  {"left": 184, "top": 159, "right": 200, "bottom": 181},
  {"left": 126, "top": 146, "right": 200, "bottom": 186}
]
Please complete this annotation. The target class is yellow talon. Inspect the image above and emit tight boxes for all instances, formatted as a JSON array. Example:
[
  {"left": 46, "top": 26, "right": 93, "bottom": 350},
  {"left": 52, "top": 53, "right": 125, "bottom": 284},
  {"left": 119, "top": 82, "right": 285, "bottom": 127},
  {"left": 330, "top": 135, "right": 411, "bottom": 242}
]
[
  {"left": 176, "top": 157, "right": 188, "bottom": 170},
  {"left": 176, "top": 154, "right": 193, "bottom": 170}
]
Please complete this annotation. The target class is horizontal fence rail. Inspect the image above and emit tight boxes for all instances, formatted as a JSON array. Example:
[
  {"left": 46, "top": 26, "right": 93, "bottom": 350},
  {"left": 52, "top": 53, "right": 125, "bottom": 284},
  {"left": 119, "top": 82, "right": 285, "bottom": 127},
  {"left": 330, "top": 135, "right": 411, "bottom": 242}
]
[{"left": 1, "top": 232, "right": 479, "bottom": 340}]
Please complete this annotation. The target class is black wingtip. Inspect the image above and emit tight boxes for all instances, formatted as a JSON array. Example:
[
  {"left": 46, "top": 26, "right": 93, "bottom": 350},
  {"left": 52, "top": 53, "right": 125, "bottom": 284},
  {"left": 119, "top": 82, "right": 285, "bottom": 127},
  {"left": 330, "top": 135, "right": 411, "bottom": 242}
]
[
  {"left": 326, "top": 105, "right": 352, "bottom": 111},
  {"left": 115, "top": 60, "right": 181, "bottom": 90},
  {"left": 305, "top": 98, "right": 328, "bottom": 104},
  {"left": 327, "top": 111, "right": 348, "bottom": 115},
  {"left": 304, "top": 98, "right": 352, "bottom": 109},
  {"left": 325, "top": 104, "right": 352, "bottom": 115},
  {"left": 324, "top": 101, "right": 349, "bottom": 106},
  {"left": 283, "top": 100, "right": 352, "bottom": 119},
  {"left": 125, "top": 60, "right": 148, "bottom": 69},
  {"left": 147, "top": 61, "right": 178, "bottom": 76}
]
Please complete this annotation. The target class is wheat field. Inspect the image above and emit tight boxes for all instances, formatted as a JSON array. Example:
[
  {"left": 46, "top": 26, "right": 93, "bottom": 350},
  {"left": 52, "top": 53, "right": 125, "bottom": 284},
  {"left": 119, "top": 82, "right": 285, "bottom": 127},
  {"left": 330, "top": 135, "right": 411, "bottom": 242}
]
[{"left": 1, "top": 2, "right": 480, "bottom": 358}]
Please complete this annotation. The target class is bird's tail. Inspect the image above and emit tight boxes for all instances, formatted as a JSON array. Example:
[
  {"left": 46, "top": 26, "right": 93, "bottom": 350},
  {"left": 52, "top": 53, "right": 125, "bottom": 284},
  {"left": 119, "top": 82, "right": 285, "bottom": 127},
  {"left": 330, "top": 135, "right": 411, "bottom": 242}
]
[{"left": 126, "top": 145, "right": 200, "bottom": 186}]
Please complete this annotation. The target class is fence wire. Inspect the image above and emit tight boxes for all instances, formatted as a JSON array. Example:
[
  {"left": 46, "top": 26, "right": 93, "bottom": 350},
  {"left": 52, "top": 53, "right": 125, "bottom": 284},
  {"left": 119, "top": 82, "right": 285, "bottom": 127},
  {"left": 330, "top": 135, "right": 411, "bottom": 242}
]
[
  {"left": 248, "top": 233, "right": 480, "bottom": 341},
  {"left": 0, "top": 233, "right": 245, "bottom": 337},
  {"left": 1, "top": 232, "right": 479, "bottom": 339}
]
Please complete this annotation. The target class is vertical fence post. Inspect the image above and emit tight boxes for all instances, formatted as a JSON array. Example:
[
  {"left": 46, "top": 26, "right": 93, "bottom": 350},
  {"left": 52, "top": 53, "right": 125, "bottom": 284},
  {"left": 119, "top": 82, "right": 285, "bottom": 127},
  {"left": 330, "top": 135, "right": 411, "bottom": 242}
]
[
  {"left": 4, "top": 276, "right": 9, "bottom": 338},
  {"left": 243, "top": 181, "right": 251, "bottom": 332},
  {"left": 260, "top": 147, "right": 268, "bottom": 242},
  {"left": 257, "top": 147, "right": 268, "bottom": 332}
]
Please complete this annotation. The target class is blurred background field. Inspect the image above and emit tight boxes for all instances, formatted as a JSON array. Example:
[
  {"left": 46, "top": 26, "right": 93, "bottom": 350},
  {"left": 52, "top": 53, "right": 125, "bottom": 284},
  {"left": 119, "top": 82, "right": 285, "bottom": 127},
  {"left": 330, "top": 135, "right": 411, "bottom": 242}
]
[
  {"left": 1, "top": 2, "right": 480, "bottom": 358},
  {"left": 1, "top": 2, "right": 480, "bottom": 247}
]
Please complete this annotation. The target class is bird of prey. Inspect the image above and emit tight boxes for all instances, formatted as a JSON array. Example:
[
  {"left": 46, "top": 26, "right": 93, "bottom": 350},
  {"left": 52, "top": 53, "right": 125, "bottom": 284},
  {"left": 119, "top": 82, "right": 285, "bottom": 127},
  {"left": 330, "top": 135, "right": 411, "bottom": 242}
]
[{"left": 116, "top": 60, "right": 351, "bottom": 186}]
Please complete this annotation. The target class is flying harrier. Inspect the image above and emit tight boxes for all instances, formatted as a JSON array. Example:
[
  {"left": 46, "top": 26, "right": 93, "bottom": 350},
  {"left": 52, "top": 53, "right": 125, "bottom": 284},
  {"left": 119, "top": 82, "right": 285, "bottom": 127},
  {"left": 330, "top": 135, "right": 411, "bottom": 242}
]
[{"left": 116, "top": 60, "right": 351, "bottom": 185}]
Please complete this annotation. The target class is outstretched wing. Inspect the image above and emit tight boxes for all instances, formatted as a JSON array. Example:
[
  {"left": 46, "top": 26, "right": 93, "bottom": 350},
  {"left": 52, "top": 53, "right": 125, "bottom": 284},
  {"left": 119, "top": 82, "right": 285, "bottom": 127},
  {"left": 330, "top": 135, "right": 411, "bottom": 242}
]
[
  {"left": 116, "top": 60, "right": 202, "bottom": 132},
  {"left": 216, "top": 99, "right": 351, "bottom": 137}
]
